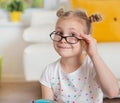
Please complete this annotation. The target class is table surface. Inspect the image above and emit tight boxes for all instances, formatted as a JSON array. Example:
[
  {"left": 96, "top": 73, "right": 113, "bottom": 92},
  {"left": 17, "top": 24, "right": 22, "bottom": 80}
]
[{"left": 0, "top": 81, "right": 119, "bottom": 103}]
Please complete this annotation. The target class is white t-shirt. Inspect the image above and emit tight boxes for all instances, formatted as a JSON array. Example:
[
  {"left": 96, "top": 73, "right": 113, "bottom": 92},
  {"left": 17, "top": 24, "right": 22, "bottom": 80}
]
[{"left": 40, "top": 56, "right": 103, "bottom": 103}]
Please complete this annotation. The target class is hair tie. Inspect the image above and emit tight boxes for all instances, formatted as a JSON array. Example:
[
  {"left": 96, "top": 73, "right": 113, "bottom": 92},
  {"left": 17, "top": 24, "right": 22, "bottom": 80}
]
[
  {"left": 56, "top": 8, "right": 65, "bottom": 17},
  {"left": 89, "top": 14, "right": 102, "bottom": 23}
]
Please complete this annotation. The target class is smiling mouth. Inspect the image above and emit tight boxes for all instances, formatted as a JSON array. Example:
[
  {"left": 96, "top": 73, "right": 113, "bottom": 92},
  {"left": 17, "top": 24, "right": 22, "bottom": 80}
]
[{"left": 57, "top": 46, "right": 71, "bottom": 49}]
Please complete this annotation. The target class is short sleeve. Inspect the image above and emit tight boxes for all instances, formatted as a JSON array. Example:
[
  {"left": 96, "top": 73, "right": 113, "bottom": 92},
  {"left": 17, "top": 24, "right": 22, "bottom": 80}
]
[
  {"left": 89, "top": 59, "right": 96, "bottom": 79},
  {"left": 40, "top": 65, "right": 51, "bottom": 88},
  {"left": 91, "top": 65, "right": 96, "bottom": 78}
]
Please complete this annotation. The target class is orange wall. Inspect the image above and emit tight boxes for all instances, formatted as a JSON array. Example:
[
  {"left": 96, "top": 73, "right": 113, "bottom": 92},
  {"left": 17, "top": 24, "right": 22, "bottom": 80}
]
[{"left": 71, "top": 0, "right": 120, "bottom": 42}]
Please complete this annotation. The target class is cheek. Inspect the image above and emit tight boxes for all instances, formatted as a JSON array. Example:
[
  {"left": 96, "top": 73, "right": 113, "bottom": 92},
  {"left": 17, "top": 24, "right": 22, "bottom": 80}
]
[
  {"left": 73, "top": 42, "right": 83, "bottom": 52},
  {"left": 80, "top": 40, "right": 86, "bottom": 50},
  {"left": 53, "top": 42, "right": 56, "bottom": 49},
  {"left": 53, "top": 42, "right": 59, "bottom": 52}
]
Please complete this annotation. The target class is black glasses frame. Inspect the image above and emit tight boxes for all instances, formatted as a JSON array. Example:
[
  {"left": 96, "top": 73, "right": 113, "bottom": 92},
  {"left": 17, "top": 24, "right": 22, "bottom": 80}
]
[{"left": 50, "top": 31, "right": 82, "bottom": 44}]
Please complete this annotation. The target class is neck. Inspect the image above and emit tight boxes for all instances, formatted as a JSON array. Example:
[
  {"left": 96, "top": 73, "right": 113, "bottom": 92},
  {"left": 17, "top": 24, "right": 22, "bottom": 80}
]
[{"left": 60, "top": 54, "right": 86, "bottom": 73}]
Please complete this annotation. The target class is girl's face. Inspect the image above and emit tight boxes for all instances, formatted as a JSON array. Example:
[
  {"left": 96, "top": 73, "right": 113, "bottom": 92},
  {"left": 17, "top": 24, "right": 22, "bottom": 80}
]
[{"left": 54, "top": 18, "right": 85, "bottom": 58}]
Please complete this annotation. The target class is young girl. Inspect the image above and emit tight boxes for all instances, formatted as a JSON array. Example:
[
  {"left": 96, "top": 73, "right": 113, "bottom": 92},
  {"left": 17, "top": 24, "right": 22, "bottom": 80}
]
[{"left": 40, "top": 8, "right": 119, "bottom": 103}]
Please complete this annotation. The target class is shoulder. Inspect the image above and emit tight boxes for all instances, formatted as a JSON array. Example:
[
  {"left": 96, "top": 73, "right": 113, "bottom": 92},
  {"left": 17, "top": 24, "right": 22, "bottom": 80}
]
[
  {"left": 84, "top": 55, "right": 93, "bottom": 67},
  {"left": 47, "top": 59, "right": 60, "bottom": 69},
  {"left": 40, "top": 59, "right": 61, "bottom": 85},
  {"left": 82, "top": 55, "right": 95, "bottom": 73},
  {"left": 85, "top": 55, "right": 96, "bottom": 78},
  {"left": 43, "top": 59, "right": 60, "bottom": 74}
]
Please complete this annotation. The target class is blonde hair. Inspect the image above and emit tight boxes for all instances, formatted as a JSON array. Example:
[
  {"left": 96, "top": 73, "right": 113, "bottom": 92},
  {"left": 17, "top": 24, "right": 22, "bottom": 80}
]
[{"left": 56, "top": 8, "right": 102, "bottom": 34}]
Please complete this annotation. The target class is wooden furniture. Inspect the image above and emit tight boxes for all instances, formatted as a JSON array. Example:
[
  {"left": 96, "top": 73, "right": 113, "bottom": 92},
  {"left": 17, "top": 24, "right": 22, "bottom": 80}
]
[
  {"left": 0, "top": 81, "right": 119, "bottom": 103},
  {"left": 104, "top": 98, "right": 120, "bottom": 103},
  {"left": 0, "top": 81, "right": 41, "bottom": 103}
]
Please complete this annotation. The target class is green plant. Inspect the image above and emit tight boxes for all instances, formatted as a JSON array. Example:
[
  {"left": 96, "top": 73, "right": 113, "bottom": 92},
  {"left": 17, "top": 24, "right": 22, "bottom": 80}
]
[{"left": 5, "top": 0, "right": 25, "bottom": 12}]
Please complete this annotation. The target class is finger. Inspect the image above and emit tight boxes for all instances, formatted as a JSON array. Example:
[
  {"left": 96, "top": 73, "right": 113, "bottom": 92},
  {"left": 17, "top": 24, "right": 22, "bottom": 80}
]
[{"left": 80, "top": 34, "right": 92, "bottom": 44}]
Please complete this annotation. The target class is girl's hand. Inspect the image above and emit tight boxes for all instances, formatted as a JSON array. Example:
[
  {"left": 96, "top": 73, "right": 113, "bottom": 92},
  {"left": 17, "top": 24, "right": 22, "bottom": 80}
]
[{"left": 80, "top": 34, "right": 98, "bottom": 57}]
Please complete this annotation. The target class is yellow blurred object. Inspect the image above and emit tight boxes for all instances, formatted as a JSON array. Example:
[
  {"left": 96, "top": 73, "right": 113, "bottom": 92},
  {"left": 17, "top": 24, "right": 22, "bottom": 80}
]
[
  {"left": 10, "top": 11, "right": 22, "bottom": 22},
  {"left": 70, "top": 0, "right": 120, "bottom": 42}
]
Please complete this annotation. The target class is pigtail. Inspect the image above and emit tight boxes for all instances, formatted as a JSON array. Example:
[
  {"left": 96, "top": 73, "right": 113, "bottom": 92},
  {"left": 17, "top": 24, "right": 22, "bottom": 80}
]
[
  {"left": 89, "top": 14, "right": 102, "bottom": 23},
  {"left": 56, "top": 8, "right": 65, "bottom": 17}
]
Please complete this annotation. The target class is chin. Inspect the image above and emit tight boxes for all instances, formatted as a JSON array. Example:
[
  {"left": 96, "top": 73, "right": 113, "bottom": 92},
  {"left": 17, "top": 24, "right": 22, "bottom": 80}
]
[{"left": 57, "top": 52, "right": 71, "bottom": 58}]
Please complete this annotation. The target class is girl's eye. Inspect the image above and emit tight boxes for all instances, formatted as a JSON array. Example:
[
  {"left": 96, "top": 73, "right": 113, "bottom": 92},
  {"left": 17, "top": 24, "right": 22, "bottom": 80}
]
[{"left": 71, "top": 33, "right": 76, "bottom": 37}]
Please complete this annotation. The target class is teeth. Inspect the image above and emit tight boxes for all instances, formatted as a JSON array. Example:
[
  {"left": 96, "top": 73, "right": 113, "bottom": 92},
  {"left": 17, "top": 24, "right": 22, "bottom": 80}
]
[{"left": 59, "top": 46, "right": 71, "bottom": 49}]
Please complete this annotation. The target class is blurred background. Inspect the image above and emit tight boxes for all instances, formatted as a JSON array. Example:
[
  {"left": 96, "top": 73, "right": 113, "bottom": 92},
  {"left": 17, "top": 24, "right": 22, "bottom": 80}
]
[
  {"left": 0, "top": 0, "right": 69, "bottom": 82},
  {"left": 0, "top": 0, "right": 119, "bottom": 83},
  {"left": 0, "top": 0, "right": 120, "bottom": 103}
]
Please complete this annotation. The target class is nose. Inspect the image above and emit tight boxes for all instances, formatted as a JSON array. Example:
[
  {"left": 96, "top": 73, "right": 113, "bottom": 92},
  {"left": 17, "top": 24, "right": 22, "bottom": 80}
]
[{"left": 61, "top": 37, "right": 67, "bottom": 43}]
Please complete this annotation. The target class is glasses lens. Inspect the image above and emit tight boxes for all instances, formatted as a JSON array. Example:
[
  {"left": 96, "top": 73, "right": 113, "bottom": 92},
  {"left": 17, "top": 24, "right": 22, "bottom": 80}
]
[
  {"left": 51, "top": 33, "right": 61, "bottom": 42},
  {"left": 67, "top": 37, "right": 78, "bottom": 44},
  {"left": 50, "top": 31, "right": 80, "bottom": 44}
]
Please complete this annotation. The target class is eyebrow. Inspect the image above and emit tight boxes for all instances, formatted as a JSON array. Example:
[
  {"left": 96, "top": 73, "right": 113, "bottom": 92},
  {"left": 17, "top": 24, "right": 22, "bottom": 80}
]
[
  {"left": 56, "top": 27, "right": 80, "bottom": 35},
  {"left": 56, "top": 26, "right": 76, "bottom": 30}
]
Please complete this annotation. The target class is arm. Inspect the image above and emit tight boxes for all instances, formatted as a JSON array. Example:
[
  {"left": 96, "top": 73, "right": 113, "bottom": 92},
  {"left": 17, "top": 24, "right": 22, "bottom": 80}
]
[
  {"left": 41, "top": 84, "right": 54, "bottom": 100},
  {"left": 80, "top": 34, "right": 119, "bottom": 98},
  {"left": 91, "top": 53, "right": 119, "bottom": 98}
]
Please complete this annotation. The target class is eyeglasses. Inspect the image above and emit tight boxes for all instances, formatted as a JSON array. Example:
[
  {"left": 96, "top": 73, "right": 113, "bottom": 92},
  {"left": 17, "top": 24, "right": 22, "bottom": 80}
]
[{"left": 50, "top": 31, "right": 82, "bottom": 44}]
